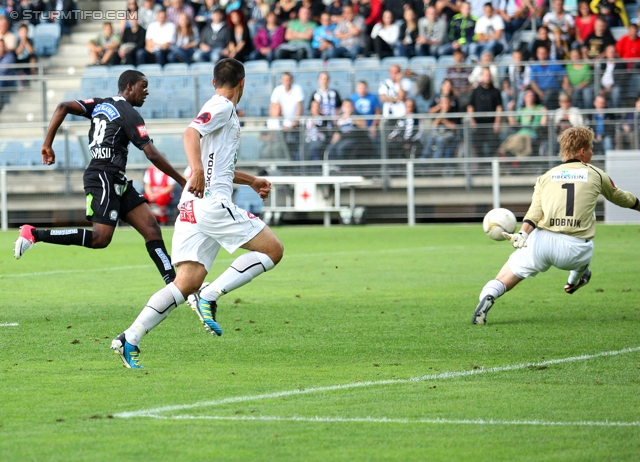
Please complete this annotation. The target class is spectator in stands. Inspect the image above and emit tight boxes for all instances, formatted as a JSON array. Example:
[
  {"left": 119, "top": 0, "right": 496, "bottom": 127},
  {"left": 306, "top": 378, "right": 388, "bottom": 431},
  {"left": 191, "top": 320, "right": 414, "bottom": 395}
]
[
  {"left": 416, "top": 5, "right": 447, "bottom": 58},
  {"left": 379, "top": 64, "right": 414, "bottom": 118},
  {"left": 311, "top": 11, "right": 337, "bottom": 60},
  {"left": 615, "top": 22, "right": 640, "bottom": 62},
  {"left": 388, "top": 98, "right": 424, "bottom": 158},
  {"left": 143, "top": 165, "right": 177, "bottom": 225},
  {"left": 370, "top": 10, "right": 400, "bottom": 59},
  {"left": 304, "top": 99, "right": 329, "bottom": 160},
  {"left": 195, "top": 0, "right": 219, "bottom": 31},
  {"left": 615, "top": 94, "right": 640, "bottom": 149},
  {"left": 167, "top": 12, "right": 199, "bottom": 63},
  {"left": 273, "top": 0, "right": 299, "bottom": 26},
  {"left": 396, "top": 8, "right": 420, "bottom": 58},
  {"left": 574, "top": 0, "right": 597, "bottom": 45},
  {"left": 350, "top": 80, "right": 381, "bottom": 139},
  {"left": 542, "top": 0, "right": 575, "bottom": 43},
  {"left": 588, "top": 94, "right": 615, "bottom": 154},
  {"left": 438, "top": 1, "right": 477, "bottom": 57},
  {"left": 551, "top": 25, "right": 570, "bottom": 61},
  {"left": 433, "top": 0, "right": 460, "bottom": 24},
  {"left": 591, "top": 0, "right": 628, "bottom": 29},
  {"left": 139, "top": 0, "right": 162, "bottom": 30},
  {"left": 270, "top": 72, "right": 304, "bottom": 155},
  {"left": 118, "top": 0, "right": 139, "bottom": 36},
  {"left": 332, "top": 5, "right": 366, "bottom": 61},
  {"left": 166, "top": 0, "right": 194, "bottom": 25},
  {"left": 88, "top": 22, "right": 121, "bottom": 66},
  {"left": 445, "top": 49, "right": 473, "bottom": 108},
  {"left": 249, "top": 11, "right": 285, "bottom": 63},
  {"left": 529, "top": 45, "right": 566, "bottom": 110},
  {"left": 274, "top": 6, "right": 316, "bottom": 61},
  {"left": 582, "top": 16, "right": 616, "bottom": 60},
  {"left": 311, "top": 71, "right": 342, "bottom": 125},
  {"left": 137, "top": 9, "right": 176, "bottom": 66},
  {"left": 0, "top": 15, "right": 16, "bottom": 53},
  {"left": 14, "top": 0, "right": 46, "bottom": 27},
  {"left": 119, "top": 16, "right": 146, "bottom": 65},
  {"left": 430, "top": 78, "right": 460, "bottom": 113},
  {"left": 597, "top": 43, "right": 623, "bottom": 108},
  {"left": 469, "top": 3, "right": 505, "bottom": 61},
  {"left": 530, "top": 25, "right": 552, "bottom": 59},
  {"left": 45, "top": 0, "right": 75, "bottom": 35},
  {"left": 326, "top": 0, "right": 344, "bottom": 22},
  {"left": 468, "top": 50, "right": 500, "bottom": 89},
  {"left": 467, "top": 66, "right": 502, "bottom": 157},
  {"left": 495, "top": 0, "right": 534, "bottom": 42},
  {"left": 498, "top": 89, "right": 547, "bottom": 158},
  {"left": 501, "top": 48, "right": 529, "bottom": 111},
  {"left": 14, "top": 23, "right": 36, "bottom": 75},
  {"left": 355, "top": 0, "right": 382, "bottom": 56},
  {"left": 0, "top": 38, "right": 16, "bottom": 107},
  {"left": 422, "top": 94, "right": 459, "bottom": 159},
  {"left": 326, "top": 99, "right": 370, "bottom": 160},
  {"left": 553, "top": 92, "right": 585, "bottom": 134},
  {"left": 222, "top": 9, "right": 253, "bottom": 62},
  {"left": 562, "top": 46, "right": 593, "bottom": 110},
  {"left": 192, "top": 8, "right": 229, "bottom": 63},
  {"left": 247, "top": 0, "right": 269, "bottom": 37}
]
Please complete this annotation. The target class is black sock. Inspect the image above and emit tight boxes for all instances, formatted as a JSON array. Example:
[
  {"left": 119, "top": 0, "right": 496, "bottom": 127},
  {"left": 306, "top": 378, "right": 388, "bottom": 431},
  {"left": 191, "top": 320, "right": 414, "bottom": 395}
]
[
  {"left": 32, "top": 229, "right": 93, "bottom": 248},
  {"left": 146, "top": 240, "right": 176, "bottom": 284}
]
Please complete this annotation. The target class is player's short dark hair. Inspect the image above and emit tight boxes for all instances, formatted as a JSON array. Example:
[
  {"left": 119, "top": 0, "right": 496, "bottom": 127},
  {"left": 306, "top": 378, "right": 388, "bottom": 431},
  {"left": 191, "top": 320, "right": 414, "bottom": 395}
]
[
  {"left": 118, "top": 70, "right": 146, "bottom": 92},
  {"left": 213, "top": 58, "right": 245, "bottom": 88}
]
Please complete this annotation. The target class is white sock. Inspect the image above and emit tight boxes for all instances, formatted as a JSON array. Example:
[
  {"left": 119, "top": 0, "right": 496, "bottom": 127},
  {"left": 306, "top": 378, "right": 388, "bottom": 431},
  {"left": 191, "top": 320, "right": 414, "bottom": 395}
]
[
  {"left": 568, "top": 265, "right": 589, "bottom": 285},
  {"left": 201, "top": 252, "right": 274, "bottom": 301},
  {"left": 124, "top": 283, "right": 185, "bottom": 346},
  {"left": 479, "top": 279, "right": 507, "bottom": 301}
]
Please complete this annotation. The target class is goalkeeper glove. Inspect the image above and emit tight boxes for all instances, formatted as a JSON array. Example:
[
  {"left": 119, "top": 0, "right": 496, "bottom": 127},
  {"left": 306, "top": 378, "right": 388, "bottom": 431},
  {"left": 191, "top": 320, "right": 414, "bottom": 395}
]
[{"left": 502, "top": 230, "right": 529, "bottom": 249}]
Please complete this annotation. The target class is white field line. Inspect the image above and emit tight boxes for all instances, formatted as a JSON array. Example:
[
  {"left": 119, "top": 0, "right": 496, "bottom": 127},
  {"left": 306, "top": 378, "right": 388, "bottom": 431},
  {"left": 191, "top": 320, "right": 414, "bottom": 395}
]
[
  {"left": 4, "top": 246, "right": 466, "bottom": 279},
  {"left": 0, "top": 322, "right": 18, "bottom": 327},
  {"left": 137, "top": 414, "right": 640, "bottom": 427},
  {"left": 115, "top": 346, "right": 640, "bottom": 419}
]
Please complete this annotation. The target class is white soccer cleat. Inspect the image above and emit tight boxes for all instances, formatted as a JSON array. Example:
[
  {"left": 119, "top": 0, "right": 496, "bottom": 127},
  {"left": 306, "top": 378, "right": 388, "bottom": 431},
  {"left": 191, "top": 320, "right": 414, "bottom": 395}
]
[
  {"left": 14, "top": 225, "right": 37, "bottom": 259},
  {"left": 472, "top": 295, "right": 495, "bottom": 325}
]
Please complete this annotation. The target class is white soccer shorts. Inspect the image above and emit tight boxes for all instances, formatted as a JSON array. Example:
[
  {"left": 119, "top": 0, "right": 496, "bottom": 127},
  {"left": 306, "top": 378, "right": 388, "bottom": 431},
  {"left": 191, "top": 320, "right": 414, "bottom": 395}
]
[
  {"left": 172, "top": 199, "right": 266, "bottom": 272},
  {"left": 508, "top": 228, "right": 594, "bottom": 279}
]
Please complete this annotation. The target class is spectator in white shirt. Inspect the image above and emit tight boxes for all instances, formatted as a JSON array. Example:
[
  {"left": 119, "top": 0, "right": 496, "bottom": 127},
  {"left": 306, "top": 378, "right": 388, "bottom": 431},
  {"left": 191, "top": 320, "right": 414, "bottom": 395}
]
[
  {"left": 378, "top": 64, "right": 414, "bottom": 118},
  {"left": 542, "top": 0, "right": 575, "bottom": 43},
  {"left": 469, "top": 2, "right": 505, "bottom": 61},
  {"left": 137, "top": 9, "right": 176, "bottom": 65},
  {"left": 371, "top": 10, "right": 400, "bottom": 59}
]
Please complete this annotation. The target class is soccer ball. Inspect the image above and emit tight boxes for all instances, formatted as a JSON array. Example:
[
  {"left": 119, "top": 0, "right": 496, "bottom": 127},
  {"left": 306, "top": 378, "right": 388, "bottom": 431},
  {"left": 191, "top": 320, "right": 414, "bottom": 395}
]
[{"left": 483, "top": 208, "right": 517, "bottom": 241}]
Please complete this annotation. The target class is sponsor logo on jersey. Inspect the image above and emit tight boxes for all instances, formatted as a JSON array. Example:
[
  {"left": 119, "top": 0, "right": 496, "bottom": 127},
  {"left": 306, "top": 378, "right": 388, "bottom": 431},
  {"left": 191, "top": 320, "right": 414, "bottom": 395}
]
[
  {"left": 90, "top": 147, "right": 113, "bottom": 159},
  {"left": 609, "top": 176, "right": 617, "bottom": 188},
  {"left": 92, "top": 103, "right": 120, "bottom": 121},
  {"left": 136, "top": 124, "right": 148, "bottom": 138},
  {"left": 551, "top": 168, "right": 588, "bottom": 182},
  {"left": 179, "top": 201, "right": 197, "bottom": 223},
  {"left": 205, "top": 152, "right": 214, "bottom": 189},
  {"left": 82, "top": 98, "right": 94, "bottom": 104},
  {"left": 193, "top": 112, "right": 212, "bottom": 124},
  {"left": 247, "top": 211, "right": 257, "bottom": 219},
  {"left": 109, "top": 210, "right": 119, "bottom": 221}
]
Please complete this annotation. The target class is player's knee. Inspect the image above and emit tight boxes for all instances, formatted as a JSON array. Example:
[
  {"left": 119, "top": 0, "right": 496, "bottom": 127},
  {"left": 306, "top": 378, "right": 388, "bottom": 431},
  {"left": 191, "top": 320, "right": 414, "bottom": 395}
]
[
  {"left": 91, "top": 233, "right": 113, "bottom": 249},
  {"left": 268, "top": 239, "right": 284, "bottom": 265}
]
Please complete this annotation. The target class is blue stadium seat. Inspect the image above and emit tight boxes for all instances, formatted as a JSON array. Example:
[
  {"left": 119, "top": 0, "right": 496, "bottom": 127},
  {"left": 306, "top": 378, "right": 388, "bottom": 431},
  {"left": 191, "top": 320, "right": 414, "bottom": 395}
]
[
  {"left": 137, "top": 96, "right": 166, "bottom": 119},
  {"left": 166, "top": 90, "right": 196, "bottom": 118},
  {"left": 190, "top": 62, "right": 214, "bottom": 74},
  {"left": 159, "top": 74, "right": 195, "bottom": 89},
  {"left": 242, "top": 93, "right": 271, "bottom": 116},
  {"left": 433, "top": 66, "right": 447, "bottom": 95},
  {"left": 326, "top": 58, "right": 351, "bottom": 69},
  {"left": 137, "top": 64, "right": 163, "bottom": 74},
  {"left": 408, "top": 56, "right": 436, "bottom": 72},
  {"left": 0, "top": 141, "right": 26, "bottom": 166},
  {"left": 325, "top": 70, "right": 351, "bottom": 98},
  {"left": 354, "top": 57, "right": 381, "bottom": 68},
  {"left": 437, "top": 55, "right": 455, "bottom": 65},
  {"left": 163, "top": 63, "right": 189, "bottom": 74},
  {"left": 354, "top": 69, "right": 382, "bottom": 88},
  {"left": 238, "top": 132, "right": 265, "bottom": 160},
  {"left": 298, "top": 59, "right": 325, "bottom": 70},
  {"left": 380, "top": 56, "right": 409, "bottom": 69},
  {"left": 270, "top": 59, "right": 297, "bottom": 71},
  {"left": 83, "top": 66, "right": 105, "bottom": 77},
  {"left": 33, "top": 23, "right": 60, "bottom": 56},
  {"left": 243, "top": 60, "right": 269, "bottom": 72},
  {"left": 109, "top": 64, "right": 136, "bottom": 75}
]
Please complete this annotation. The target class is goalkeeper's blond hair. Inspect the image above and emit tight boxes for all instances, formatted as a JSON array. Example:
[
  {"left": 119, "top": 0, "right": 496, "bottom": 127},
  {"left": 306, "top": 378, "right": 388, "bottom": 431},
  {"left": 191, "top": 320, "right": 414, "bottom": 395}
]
[{"left": 557, "top": 126, "right": 594, "bottom": 162}]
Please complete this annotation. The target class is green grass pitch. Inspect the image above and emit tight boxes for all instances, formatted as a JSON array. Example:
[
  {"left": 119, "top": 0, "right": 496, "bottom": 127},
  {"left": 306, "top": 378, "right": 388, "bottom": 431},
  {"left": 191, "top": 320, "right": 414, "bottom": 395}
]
[{"left": 1, "top": 224, "right": 639, "bottom": 461}]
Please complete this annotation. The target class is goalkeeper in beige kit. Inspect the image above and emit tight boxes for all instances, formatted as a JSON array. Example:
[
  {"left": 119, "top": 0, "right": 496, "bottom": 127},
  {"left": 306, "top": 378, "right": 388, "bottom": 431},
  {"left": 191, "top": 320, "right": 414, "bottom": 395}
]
[{"left": 473, "top": 126, "right": 640, "bottom": 325}]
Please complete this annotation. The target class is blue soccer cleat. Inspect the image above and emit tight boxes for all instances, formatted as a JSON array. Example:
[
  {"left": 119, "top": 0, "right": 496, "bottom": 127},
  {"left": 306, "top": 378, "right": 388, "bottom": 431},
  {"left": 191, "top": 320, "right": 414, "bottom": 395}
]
[
  {"left": 110, "top": 333, "right": 143, "bottom": 369},
  {"left": 191, "top": 292, "right": 222, "bottom": 336}
]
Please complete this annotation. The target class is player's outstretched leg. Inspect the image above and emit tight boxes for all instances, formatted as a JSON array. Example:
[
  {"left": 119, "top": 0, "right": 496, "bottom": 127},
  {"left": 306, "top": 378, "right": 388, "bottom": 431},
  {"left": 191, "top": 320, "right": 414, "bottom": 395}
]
[
  {"left": 187, "top": 283, "right": 221, "bottom": 336},
  {"left": 111, "top": 333, "right": 143, "bottom": 369},
  {"left": 14, "top": 225, "right": 36, "bottom": 259},
  {"left": 472, "top": 279, "right": 506, "bottom": 324},
  {"left": 565, "top": 268, "right": 591, "bottom": 294}
]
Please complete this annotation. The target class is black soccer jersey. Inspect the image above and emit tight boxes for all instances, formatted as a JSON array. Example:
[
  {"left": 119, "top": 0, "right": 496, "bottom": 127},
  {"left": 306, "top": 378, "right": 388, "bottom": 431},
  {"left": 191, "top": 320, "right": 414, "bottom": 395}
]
[{"left": 76, "top": 96, "right": 152, "bottom": 174}]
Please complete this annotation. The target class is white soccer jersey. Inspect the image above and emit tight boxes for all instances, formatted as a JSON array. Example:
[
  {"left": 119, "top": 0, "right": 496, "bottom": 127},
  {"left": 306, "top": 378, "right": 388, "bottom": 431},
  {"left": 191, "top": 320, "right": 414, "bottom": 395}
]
[{"left": 183, "top": 94, "right": 241, "bottom": 204}]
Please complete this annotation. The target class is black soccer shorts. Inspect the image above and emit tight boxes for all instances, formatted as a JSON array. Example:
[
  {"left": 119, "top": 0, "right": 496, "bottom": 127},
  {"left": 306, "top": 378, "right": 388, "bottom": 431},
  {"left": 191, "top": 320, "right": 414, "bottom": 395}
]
[{"left": 83, "top": 169, "right": 147, "bottom": 226}]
